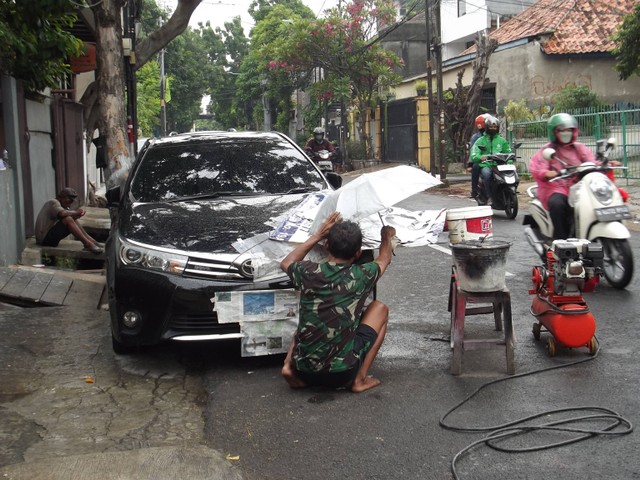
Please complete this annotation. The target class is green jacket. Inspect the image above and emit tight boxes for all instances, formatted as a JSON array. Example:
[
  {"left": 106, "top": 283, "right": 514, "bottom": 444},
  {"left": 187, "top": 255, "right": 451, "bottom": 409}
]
[{"left": 470, "top": 133, "right": 511, "bottom": 168}]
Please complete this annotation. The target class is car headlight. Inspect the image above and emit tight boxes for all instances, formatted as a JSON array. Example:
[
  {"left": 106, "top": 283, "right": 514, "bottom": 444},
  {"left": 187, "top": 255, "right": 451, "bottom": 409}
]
[
  {"left": 588, "top": 175, "right": 615, "bottom": 206},
  {"left": 118, "top": 237, "right": 187, "bottom": 274}
]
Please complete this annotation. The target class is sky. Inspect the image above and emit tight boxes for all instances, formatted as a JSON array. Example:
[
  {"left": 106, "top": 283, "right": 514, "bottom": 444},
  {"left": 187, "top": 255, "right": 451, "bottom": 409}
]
[{"left": 164, "top": 0, "right": 339, "bottom": 34}]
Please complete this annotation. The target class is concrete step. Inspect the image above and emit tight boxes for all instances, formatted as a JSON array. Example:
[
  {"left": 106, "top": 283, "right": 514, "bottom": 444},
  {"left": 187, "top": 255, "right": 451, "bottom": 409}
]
[
  {"left": 22, "top": 237, "right": 105, "bottom": 267},
  {"left": 20, "top": 207, "right": 110, "bottom": 268}
]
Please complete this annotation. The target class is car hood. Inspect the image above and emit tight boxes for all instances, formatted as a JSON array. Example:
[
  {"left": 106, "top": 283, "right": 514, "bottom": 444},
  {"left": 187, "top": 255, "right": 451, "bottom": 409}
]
[{"left": 118, "top": 194, "right": 307, "bottom": 253}]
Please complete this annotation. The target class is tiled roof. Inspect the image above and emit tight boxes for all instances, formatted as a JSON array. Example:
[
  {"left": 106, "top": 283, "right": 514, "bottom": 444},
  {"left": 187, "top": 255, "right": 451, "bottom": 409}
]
[{"left": 462, "top": 0, "right": 635, "bottom": 55}]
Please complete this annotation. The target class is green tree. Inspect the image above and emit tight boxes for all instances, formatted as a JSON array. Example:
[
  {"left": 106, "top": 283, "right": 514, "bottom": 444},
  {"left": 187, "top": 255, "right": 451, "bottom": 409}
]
[
  {"left": 268, "top": 0, "right": 402, "bottom": 155},
  {"left": 612, "top": 2, "right": 640, "bottom": 80},
  {"left": 164, "top": 27, "right": 214, "bottom": 133},
  {"left": 136, "top": 61, "right": 161, "bottom": 137},
  {"left": 206, "top": 17, "right": 251, "bottom": 129},
  {"left": 553, "top": 85, "right": 603, "bottom": 111},
  {"left": 0, "top": 0, "right": 82, "bottom": 91},
  {"left": 236, "top": 2, "right": 315, "bottom": 131}
]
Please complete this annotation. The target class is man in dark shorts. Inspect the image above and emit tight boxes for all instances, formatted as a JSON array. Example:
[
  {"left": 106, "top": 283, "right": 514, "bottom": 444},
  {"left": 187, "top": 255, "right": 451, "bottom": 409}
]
[
  {"left": 280, "top": 212, "right": 396, "bottom": 393},
  {"left": 34, "top": 187, "right": 103, "bottom": 253}
]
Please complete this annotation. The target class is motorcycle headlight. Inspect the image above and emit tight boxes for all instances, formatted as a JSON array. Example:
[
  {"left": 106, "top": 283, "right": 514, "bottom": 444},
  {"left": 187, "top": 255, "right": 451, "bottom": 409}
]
[
  {"left": 118, "top": 237, "right": 187, "bottom": 275},
  {"left": 588, "top": 175, "right": 615, "bottom": 206}
]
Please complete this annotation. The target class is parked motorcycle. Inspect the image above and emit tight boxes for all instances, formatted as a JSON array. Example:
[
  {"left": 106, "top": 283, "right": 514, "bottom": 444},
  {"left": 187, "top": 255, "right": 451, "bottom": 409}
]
[
  {"left": 475, "top": 151, "right": 520, "bottom": 219},
  {"left": 523, "top": 137, "right": 633, "bottom": 289}
]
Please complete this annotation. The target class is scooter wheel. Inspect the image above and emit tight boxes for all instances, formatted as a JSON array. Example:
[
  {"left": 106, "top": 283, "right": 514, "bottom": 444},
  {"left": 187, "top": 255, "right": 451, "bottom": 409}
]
[
  {"left": 547, "top": 337, "right": 556, "bottom": 357},
  {"left": 588, "top": 337, "right": 598, "bottom": 356},
  {"left": 532, "top": 322, "right": 541, "bottom": 341}
]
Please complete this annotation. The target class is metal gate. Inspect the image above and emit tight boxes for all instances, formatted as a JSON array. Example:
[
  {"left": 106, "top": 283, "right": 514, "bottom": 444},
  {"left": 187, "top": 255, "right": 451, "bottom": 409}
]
[{"left": 384, "top": 98, "right": 417, "bottom": 163}]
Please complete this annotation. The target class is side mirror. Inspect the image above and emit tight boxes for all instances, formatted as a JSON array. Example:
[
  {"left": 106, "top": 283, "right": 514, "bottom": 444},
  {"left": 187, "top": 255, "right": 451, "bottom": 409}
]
[
  {"left": 477, "top": 145, "right": 487, "bottom": 152},
  {"left": 325, "top": 172, "right": 343, "bottom": 189},
  {"left": 513, "top": 142, "right": 522, "bottom": 149},
  {"left": 542, "top": 148, "right": 556, "bottom": 161},
  {"left": 105, "top": 186, "right": 121, "bottom": 207}
]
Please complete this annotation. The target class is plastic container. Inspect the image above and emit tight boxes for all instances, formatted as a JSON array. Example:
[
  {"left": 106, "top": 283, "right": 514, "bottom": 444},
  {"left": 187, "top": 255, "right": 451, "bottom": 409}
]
[
  {"left": 451, "top": 240, "right": 511, "bottom": 292},
  {"left": 446, "top": 206, "right": 493, "bottom": 244}
]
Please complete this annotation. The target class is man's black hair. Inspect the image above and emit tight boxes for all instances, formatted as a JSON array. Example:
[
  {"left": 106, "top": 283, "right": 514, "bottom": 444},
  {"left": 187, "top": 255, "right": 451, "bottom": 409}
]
[{"left": 327, "top": 221, "right": 362, "bottom": 260}]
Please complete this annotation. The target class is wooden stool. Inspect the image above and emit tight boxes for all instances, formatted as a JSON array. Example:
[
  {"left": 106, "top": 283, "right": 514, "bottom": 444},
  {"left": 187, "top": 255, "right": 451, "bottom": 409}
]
[{"left": 447, "top": 267, "right": 515, "bottom": 375}]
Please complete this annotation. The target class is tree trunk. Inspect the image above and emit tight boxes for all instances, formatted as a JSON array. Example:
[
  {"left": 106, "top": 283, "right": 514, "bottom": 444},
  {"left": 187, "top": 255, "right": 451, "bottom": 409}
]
[{"left": 93, "top": 0, "right": 130, "bottom": 188}]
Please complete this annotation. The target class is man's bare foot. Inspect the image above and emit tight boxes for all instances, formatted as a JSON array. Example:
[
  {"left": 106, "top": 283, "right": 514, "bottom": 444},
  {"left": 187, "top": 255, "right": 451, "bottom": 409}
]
[
  {"left": 351, "top": 375, "right": 381, "bottom": 393},
  {"left": 282, "top": 364, "right": 307, "bottom": 389}
]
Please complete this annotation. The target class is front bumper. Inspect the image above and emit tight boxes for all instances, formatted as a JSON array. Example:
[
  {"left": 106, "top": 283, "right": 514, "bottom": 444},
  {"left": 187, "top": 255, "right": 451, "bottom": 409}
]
[{"left": 110, "top": 266, "right": 293, "bottom": 347}]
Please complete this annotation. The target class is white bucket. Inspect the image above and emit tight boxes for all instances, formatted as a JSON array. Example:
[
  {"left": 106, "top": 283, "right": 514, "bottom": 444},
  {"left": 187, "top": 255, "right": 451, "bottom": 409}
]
[{"left": 446, "top": 206, "right": 493, "bottom": 244}]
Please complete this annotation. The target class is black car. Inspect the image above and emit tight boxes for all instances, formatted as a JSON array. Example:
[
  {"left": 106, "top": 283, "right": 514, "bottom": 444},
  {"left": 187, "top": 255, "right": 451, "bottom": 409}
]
[{"left": 105, "top": 131, "right": 342, "bottom": 354}]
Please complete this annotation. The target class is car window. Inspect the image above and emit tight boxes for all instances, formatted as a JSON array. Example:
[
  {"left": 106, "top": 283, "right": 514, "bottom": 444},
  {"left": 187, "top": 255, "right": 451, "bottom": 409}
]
[{"left": 129, "top": 136, "right": 326, "bottom": 202}]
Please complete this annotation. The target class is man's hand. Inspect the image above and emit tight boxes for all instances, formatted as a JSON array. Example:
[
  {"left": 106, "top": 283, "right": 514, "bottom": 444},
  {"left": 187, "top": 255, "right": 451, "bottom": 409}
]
[
  {"left": 545, "top": 170, "right": 558, "bottom": 179},
  {"left": 380, "top": 225, "right": 396, "bottom": 241},
  {"left": 374, "top": 225, "right": 397, "bottom": 275},
  {"left": 315, "top": 212, "right": 341, "bottom": 240},
  {"left": 281, "top": 211, "right": 341, "bottom": 273}
]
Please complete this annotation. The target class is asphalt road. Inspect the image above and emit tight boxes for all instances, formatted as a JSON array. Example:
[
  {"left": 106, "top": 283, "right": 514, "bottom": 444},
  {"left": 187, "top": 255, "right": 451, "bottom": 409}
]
[
  {"left": 189, "top": 189, "right": 640, "bottom": 480},
  {"left": 1, "top": 186, "right": 639, "bottom": 480}
]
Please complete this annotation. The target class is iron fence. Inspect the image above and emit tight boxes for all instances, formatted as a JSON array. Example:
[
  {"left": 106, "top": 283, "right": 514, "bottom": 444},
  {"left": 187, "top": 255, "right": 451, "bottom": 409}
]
[{"left": 507, "top": 107, "right": 640, "bottom": 181}]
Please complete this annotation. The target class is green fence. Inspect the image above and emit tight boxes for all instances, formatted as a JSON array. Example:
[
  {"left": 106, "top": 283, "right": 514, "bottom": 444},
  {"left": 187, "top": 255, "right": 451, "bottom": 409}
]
[{"left": 508, "top": 107, "right": 640, "bottom": 181}]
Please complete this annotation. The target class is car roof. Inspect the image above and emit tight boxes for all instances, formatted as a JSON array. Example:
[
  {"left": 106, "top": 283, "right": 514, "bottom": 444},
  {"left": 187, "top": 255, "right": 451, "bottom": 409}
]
[{"left": 146, "top": 130, "right": 289, "bottom": 147}]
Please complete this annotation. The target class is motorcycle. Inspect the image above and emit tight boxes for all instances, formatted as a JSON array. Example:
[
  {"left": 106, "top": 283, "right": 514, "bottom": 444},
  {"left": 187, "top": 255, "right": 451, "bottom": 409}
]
[
  {"left": 310, "top": 149, "right": 335, "bottom": 175},
  {"left": 307, "top": 149, "right": 343, "bottom": 189},
  {"left": 523, "top": 137, "right": 634, "bottom": 289},
  {"left": 475, "top": 150, "right": 520, "bottom": 219}
]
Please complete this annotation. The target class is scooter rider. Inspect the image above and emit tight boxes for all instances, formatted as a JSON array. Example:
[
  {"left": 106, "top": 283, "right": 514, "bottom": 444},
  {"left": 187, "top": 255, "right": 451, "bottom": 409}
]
[
  {"left": 529, "top": 113, "right": 598, "bottom": 240},
  {"left": 470, "top": 115, "right": 511, "bottom": 205},
  {"left": 469, "top": 114, "right": 487, "bottom": 198},
  {"left": 305, "top": 127, "right": 336, "bottom": 159}
]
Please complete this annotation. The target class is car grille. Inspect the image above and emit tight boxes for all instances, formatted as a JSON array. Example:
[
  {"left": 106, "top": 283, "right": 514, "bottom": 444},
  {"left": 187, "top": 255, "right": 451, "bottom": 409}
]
[
  {"left": 168, "top": 313, "right": 240, "bottom": 335},
  {"left": 184, "top": 256, "right": 247, "bottom": 280}
]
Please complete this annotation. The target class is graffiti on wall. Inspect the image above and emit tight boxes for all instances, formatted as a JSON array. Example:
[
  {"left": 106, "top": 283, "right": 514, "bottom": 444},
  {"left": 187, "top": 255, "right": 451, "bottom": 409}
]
[{"left": 530, "top": 74, "right": 592, "bottom": 101}]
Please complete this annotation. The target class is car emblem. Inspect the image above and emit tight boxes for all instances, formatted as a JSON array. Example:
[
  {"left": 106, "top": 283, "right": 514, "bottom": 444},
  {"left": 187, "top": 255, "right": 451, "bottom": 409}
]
[{"left": 239, "top": 259, "right": 254, "bottom": 279}]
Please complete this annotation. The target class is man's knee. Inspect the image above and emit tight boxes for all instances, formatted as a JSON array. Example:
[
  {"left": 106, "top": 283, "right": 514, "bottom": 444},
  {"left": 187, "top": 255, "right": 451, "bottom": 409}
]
[{"left": 361, "top": 300, "right": 388, "bottom": 331}]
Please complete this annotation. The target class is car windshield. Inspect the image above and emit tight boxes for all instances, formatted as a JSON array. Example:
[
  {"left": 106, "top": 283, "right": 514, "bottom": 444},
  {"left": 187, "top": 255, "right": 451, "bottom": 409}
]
[{"left": 129, "top": 136, "right": 326, "bottom": 202}]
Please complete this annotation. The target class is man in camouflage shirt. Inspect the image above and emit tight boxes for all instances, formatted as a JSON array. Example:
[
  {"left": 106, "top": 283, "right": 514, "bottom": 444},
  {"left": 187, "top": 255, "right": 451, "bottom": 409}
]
[{"left": 281, "top": 212, "right": 396, "bottom": 393}]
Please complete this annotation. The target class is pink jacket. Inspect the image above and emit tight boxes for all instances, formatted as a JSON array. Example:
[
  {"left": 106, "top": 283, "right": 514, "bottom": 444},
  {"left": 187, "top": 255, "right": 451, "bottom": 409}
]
[{"left": 529, "top": 142, "right": 595, "bottom": 210}]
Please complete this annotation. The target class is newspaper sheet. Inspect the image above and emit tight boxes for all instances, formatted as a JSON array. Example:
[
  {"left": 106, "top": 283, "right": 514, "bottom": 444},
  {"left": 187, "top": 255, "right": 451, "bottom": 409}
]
[
  {"left": 241, "top": 318, "right": 298, "bottom": 357},
  {"left": 269, "top": 192, "right": 328, "bottom": 243},
  {"left": 213, "top": 289, "right": 300, "bottom": 357}
]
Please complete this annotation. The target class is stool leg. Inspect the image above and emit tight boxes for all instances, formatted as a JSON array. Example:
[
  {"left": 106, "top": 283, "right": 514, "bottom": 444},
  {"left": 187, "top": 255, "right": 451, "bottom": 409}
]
[
  {"left": 451, "top": 290, "right": 466, "bottom": 375},
  {"left": 503, "top": 292, "right": 515, "bottom": 375},
  {"left": 493, "top": 299, "right": 503, "bottom": 331}
]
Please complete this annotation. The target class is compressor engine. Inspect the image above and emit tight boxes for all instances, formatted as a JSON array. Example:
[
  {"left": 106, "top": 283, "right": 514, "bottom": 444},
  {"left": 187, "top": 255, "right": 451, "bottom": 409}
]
[{"left": 529, "top": 239, "right": 601, "bottom": 355}]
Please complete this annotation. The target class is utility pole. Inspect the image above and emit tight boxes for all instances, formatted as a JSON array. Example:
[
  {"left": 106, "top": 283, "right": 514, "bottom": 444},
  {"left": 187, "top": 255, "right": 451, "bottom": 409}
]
[
  {"left": 425, "top": 0, "right": 436, "bottom": 175},
  {"left": 158, "top": 15, "right": 167, "bottom": 137},
  {"left": 434, "top": 1, "right": 446, "bottom": 180}
]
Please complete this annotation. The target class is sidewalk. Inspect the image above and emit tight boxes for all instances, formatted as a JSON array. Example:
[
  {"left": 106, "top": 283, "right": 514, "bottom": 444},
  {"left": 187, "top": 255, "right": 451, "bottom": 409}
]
[{"left": 0, "top": 265, "right": 248, "bottom": 480}]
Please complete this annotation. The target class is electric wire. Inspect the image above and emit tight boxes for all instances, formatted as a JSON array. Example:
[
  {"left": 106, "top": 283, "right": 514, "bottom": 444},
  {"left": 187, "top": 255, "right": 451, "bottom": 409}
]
[{"left": 439, "top": 341, "right": 634, "bottom": 480}]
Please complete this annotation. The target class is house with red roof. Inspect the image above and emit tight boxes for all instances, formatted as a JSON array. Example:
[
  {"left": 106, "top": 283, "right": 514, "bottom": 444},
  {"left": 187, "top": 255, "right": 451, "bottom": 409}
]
[{"left": 390, "top": 0, "right": 639, "bottom": 111}]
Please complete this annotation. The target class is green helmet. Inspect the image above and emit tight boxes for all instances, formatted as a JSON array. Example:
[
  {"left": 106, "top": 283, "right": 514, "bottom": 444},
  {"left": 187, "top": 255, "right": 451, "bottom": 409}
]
[{"left": 547, "top": 113, "right": 578, "bottom": 143}]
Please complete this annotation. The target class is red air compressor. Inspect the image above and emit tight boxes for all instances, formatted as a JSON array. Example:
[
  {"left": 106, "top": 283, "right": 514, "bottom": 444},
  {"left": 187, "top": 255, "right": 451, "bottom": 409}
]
[{"left": 529, "top": 239, "right": 602, "bottom": 356}]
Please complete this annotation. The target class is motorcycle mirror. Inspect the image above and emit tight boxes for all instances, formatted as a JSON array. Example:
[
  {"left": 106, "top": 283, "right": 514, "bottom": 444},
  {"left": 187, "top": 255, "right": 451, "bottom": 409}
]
[
  {"left": 542, "top": 148, "right": 556, "bottom": 160},
  {"left": 513, "top": 142, "right": 522, "bottom": 149},
  {"left": 477, "top": 145, "right": 487, "bottom": 152}
]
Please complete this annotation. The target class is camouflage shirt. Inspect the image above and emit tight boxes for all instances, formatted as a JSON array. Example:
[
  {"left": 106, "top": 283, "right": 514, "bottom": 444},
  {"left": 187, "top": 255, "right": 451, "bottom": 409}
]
[{"left": 287, "top": 260, "right": 381, "bottom": 373}]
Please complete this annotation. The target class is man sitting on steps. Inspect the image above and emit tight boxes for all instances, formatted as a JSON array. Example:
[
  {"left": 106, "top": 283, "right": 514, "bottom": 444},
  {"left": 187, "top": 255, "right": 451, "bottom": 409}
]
[{"left": 34, "top": 187, "right": 103, "bottom": 254}]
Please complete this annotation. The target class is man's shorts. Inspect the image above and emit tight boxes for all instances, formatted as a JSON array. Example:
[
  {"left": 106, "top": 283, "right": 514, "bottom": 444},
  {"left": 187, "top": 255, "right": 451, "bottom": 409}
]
[
  {"left": 41, "top": 221, "right": 71, "bottom": 247},
  {"left": 294, "top": 323, "right": 378, "bottom": 389}
]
